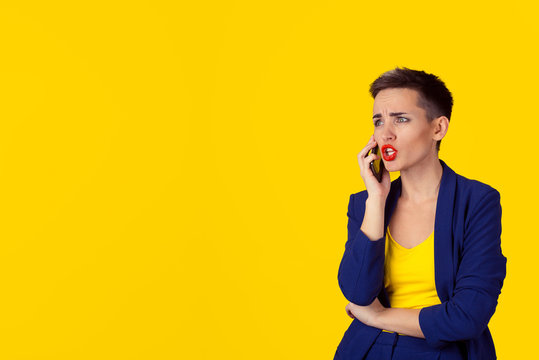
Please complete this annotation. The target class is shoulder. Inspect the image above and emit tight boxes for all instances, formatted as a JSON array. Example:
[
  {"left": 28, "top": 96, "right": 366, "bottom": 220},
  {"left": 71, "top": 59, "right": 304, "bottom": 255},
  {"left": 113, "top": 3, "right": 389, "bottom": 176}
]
[
  {"left": 449, "top": 171, "right": 503, "bottom": 249},
  {"left": 348, "top": 190, "right": 368, "bottom": 217},
  {"left": 454, "top": 171, "right": 501, "bottom": 206},
  {"left": 350, "top": 189, "right": 368, "bottom": 203},
  {"left": 452, "top": 171, "right": 502, "bottom": 232}
]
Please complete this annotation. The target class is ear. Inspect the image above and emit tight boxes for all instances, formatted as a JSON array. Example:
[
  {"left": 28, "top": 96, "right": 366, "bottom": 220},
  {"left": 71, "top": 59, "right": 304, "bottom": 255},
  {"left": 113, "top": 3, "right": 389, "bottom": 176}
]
[{"left": 432, "top": 116, "right": 449, "bottom": 142}]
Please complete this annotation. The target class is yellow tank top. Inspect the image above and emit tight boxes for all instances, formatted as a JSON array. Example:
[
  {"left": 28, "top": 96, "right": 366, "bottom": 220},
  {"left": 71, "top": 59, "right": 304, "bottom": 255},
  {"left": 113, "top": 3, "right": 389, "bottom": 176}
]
[{"left": 381, "top": 225, "right": 441, "bottom": 335}]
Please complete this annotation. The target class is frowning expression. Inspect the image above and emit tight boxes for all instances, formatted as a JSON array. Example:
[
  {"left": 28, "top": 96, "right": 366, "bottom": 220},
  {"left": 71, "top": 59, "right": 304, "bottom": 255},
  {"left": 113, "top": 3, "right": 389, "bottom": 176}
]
[{"left": 372, "top": 88, "right": 439, "bottom": 171}]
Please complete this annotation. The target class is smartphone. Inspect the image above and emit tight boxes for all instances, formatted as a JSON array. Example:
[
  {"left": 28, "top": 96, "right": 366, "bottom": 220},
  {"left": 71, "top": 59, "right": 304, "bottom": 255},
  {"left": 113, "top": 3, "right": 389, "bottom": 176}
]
[{"left": 368, "top": 145, "right": 385, "bottom": 183}]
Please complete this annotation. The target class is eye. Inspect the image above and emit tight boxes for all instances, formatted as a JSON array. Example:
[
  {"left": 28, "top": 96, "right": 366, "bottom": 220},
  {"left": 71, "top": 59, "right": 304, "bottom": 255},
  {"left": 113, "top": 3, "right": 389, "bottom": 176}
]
[
  {"left": 397, "top": 117, "right": 409, "bottom": 123},
  {"left": 374, "top": 119, "right": 383, "bottom": 127}
]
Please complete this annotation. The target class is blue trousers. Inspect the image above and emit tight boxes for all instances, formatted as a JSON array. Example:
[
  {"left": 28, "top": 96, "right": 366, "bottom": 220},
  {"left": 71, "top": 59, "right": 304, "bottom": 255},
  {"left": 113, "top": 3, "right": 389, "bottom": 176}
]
[{"left": 363, "top": 331, "right": 467, "bottom": 360}]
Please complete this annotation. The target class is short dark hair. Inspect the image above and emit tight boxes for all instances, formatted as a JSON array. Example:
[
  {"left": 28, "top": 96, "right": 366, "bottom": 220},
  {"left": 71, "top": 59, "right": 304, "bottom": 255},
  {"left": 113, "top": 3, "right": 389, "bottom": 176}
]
[{"left": 369, "top": 67, "right": 453, "bottom": 151}]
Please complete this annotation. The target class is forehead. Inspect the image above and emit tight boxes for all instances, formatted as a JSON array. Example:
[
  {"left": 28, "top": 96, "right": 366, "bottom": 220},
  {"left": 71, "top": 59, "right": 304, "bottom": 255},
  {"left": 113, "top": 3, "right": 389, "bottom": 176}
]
[{"left": 373, "top": 88, "right": 424, "bottom": 115}]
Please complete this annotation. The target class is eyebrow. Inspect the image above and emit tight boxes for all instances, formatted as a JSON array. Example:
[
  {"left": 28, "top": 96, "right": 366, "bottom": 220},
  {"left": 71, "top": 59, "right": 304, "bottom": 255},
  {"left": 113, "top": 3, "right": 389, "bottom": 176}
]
[{"left": 372, "top": 112, "right": 409, "bottom": 120}]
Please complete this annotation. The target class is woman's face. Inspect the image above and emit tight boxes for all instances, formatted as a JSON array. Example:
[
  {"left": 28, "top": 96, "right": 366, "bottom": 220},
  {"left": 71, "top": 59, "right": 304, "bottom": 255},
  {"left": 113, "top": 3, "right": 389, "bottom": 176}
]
[{"left": 372, "top": 87, "right": 439, "bottom": 172}]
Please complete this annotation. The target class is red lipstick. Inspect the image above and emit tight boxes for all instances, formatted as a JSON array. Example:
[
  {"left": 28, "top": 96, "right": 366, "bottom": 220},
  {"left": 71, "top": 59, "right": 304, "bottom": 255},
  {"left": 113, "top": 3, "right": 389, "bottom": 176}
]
[{"left": 381, "top": 144, "right": 398, "bottom": 161}]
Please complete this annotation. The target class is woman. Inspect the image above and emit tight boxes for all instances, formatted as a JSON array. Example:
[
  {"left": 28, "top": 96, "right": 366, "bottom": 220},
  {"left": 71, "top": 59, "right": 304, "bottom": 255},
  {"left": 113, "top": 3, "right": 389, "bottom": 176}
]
[{"left": 334, "top": 67, "right": 507, "bottom": 360}]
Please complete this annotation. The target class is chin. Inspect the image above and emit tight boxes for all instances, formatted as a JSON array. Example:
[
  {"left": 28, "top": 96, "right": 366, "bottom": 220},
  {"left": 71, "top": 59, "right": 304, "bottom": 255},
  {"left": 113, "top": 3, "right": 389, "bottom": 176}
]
[{"left": 383, "top": 160, "right": 400, "bottom": 172}]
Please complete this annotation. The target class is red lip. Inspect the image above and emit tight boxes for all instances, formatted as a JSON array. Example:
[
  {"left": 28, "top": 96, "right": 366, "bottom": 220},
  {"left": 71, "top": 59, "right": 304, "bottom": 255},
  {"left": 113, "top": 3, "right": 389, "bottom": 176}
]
[{"left": 381, "top": 144, "right": 398, "bottom": 161}]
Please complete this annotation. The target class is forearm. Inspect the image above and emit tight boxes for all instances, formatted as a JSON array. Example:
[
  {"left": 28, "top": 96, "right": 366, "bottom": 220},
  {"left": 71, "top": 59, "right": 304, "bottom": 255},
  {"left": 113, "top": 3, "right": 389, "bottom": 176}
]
[
  {"left": 374, "top": 307, "right": 425, "bottom": 339},
  {"left": 338, "top": 193, "right": 387, "bottom": 305}
]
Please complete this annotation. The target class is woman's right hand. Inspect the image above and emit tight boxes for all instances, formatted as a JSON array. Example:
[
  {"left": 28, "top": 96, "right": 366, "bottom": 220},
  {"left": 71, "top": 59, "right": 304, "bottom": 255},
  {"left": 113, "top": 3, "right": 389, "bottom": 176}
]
[{"left": 357, "top": 135, "right": 391, "bottom": 200}]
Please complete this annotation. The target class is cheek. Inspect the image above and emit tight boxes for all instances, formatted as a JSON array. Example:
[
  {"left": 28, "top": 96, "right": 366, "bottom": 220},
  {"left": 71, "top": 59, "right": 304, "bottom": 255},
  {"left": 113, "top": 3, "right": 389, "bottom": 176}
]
[
  {"left": 405, "top": 127, "right": 431, "bottom": 145},
  {"left": 397, "top": 130, "right": 432, "bottom": 155},
  {"left": 373, "top": 132, "right": 382, "bottom": 144}
]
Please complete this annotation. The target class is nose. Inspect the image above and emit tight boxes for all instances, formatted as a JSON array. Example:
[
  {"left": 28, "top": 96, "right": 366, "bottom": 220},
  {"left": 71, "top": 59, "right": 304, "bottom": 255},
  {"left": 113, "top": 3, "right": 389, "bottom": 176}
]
[{"left": 380, "top": 123, "right": 395, "bottom": 142}]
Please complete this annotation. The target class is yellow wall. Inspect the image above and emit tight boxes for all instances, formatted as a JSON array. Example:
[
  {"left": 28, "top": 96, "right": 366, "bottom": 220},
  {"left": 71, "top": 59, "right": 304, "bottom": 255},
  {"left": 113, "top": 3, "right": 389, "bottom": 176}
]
[{"left": 0, "top": 1, "right": 532, "bottom": 358}]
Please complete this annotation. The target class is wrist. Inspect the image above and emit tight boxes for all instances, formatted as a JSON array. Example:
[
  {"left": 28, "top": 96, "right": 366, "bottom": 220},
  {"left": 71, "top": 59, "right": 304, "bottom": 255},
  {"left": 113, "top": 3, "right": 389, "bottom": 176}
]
[
  {"left": 366, "top": 195, "right": 386, "bottom": 206},
  {"left": 372, "top": 307, "right": 387, "bottom": 329}
]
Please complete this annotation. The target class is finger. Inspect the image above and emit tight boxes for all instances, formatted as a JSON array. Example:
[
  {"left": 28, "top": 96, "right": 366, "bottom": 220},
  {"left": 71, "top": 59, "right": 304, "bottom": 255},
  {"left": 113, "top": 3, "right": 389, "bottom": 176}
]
[
  {"left": 359, "top": 154, "right": 379, "bottom": 172},
  {"left": 358, "top": 136, "right": 377, "bottom": 156},
  {"left": 358, "top": 139, "right": 377, "bottom": 159},
  {"left": 363, "top": 153, "right": 379, "bottom": 164}
]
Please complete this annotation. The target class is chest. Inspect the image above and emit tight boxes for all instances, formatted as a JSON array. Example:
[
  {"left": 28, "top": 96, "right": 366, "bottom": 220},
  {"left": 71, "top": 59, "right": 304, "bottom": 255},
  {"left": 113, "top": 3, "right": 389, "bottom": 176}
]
[{"left": 388, "top": 199, "right": 437, "bottom": 249}]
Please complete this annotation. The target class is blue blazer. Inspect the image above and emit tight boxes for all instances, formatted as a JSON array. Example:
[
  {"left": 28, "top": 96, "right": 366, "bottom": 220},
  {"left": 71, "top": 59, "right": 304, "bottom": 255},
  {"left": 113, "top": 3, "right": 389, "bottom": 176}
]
[{"left": 334, "top": 159, "right": 507, "bottom": 360}]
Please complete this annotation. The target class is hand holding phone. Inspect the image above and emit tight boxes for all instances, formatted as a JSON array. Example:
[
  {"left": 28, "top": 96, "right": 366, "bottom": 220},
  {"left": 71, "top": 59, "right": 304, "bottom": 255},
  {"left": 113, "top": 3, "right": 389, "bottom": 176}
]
[
  {"left": 357, "top": 135, "right": 390, "bottom": 200},
  {"left": 368, "top": 145, "right": 385, "bottom": 183}
]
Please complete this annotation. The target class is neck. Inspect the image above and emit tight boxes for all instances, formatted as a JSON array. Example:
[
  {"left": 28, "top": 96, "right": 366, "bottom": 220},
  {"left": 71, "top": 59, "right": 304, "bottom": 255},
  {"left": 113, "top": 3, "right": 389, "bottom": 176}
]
[{"left": 399, "top": 153, "right": 443, "bottom": 203}]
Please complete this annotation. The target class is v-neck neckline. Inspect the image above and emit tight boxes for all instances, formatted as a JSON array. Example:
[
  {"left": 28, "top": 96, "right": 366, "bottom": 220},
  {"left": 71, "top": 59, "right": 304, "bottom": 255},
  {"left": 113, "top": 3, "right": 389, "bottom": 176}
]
[{"left": 387, "top": 225, "right": 434, "bottom": 251}]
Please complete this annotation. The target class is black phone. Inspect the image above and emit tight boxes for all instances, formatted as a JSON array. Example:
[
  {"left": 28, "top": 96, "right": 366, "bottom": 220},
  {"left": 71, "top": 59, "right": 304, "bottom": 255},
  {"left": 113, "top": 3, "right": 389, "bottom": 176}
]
[{"left": 368, "top": 145, "right": 385, "bottom": 183}]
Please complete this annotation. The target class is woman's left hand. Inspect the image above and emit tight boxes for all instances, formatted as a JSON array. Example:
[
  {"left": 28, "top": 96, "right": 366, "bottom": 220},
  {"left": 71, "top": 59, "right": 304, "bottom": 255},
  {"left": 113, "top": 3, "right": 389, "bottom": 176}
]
[{"left": 345, "top": 297, "right": 386, "bottom": 327}]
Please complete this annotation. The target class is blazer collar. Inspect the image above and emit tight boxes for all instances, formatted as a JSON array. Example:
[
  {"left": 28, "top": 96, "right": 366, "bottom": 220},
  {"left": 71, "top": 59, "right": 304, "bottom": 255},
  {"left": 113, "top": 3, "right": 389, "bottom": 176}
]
[{"left": 382, "top": 159, "right": 457, "bottom": 303}]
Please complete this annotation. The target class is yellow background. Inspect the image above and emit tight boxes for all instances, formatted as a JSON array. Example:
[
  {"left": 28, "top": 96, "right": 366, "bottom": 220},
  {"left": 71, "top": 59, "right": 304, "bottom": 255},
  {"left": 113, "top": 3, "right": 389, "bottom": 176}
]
[{"left": 0, "top": 0, "right": 534, "bottom": 358}]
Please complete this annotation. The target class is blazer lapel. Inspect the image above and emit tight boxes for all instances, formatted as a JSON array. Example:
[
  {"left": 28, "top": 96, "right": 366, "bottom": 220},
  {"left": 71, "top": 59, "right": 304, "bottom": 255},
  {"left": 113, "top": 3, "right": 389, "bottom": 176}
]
[
  {"left": 379, "top": 177, "right": 401, "bottom": 307},
  {"left": 433, "top": 159, "right": 457, "bottom": 301}
]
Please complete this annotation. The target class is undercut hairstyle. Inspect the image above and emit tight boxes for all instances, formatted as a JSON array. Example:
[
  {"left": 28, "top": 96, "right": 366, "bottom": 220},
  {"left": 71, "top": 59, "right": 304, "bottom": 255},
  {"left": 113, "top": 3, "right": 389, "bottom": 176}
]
[{"left": 369, "top": 67, "right": 454, "bottom": 152}]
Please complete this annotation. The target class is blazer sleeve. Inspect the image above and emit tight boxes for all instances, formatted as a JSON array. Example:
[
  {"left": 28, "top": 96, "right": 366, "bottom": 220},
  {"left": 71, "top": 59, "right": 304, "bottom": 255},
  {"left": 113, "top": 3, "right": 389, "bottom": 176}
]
[
  {"left": 418, "top": 189, "right": 507, "bottom": 348},
  {"left": 337, "top": 192, "right": 386, "bottom": 306}
]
